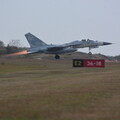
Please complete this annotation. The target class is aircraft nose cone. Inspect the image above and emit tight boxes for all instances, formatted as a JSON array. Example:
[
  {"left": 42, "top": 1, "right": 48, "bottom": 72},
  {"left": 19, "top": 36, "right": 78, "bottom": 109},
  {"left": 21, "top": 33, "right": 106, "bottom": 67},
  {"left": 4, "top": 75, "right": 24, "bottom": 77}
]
[{"left": 103, "top": 42, "right": 112, "bottom": 45}]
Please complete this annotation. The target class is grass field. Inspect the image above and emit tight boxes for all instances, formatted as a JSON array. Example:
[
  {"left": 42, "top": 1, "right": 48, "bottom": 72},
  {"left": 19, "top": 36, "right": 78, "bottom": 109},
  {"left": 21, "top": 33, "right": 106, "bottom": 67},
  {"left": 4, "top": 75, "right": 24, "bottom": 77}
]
[{"left": 0, "top": 58, "right": 120, "bottom": 120}]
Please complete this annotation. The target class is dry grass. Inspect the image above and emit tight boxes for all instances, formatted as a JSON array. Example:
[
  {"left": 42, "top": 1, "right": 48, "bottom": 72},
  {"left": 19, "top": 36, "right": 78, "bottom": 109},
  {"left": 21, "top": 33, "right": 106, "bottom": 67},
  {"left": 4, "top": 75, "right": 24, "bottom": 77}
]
[{"left": 0, "top": 58, "right": 120, "bottom": 120}]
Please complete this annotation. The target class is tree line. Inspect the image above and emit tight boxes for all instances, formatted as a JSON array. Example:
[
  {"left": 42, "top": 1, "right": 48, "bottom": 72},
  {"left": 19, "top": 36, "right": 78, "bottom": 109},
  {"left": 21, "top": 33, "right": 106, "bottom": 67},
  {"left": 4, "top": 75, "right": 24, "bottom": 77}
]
[{"left": 0, "top": 40, "right": 26, "bottom": 55}]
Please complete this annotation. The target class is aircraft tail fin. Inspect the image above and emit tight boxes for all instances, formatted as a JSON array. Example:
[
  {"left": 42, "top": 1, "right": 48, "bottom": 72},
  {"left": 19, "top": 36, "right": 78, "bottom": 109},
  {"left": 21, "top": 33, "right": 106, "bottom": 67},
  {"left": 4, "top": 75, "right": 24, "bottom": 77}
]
[{"left": 25, "top": 33, "right": 47, "bottom": 48}]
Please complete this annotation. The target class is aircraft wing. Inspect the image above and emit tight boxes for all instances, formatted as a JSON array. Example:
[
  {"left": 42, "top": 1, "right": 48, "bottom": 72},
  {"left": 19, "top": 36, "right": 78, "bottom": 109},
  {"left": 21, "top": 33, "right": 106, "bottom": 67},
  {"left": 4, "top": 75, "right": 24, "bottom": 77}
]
[
  {"left": 46, "top": 46, "right": 66, "bottom": 51},
  {"left": 46, "top": 41, "right": 82, "bottom": 51}
]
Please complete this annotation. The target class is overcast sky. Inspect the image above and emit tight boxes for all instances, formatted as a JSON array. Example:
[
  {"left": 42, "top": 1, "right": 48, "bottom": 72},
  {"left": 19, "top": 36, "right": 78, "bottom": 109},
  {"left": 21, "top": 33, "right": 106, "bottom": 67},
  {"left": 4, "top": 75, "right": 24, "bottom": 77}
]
[{"left": 0, "top": 0, "right": 120, "bottom": 56}]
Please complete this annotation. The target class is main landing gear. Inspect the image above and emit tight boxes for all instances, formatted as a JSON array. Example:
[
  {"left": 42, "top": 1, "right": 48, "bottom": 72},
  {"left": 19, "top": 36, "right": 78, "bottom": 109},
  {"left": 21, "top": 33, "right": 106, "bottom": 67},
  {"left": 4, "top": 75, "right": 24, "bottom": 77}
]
[{"left": 55, "top": 54, "right": 60, "bottom": 59}]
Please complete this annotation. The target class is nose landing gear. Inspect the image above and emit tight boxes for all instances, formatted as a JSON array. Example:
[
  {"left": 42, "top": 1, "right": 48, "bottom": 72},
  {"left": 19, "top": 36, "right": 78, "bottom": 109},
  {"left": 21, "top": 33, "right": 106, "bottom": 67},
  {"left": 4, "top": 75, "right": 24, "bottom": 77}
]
[{"left": 88, "top": 47, "right": 92, "bottom": 55}]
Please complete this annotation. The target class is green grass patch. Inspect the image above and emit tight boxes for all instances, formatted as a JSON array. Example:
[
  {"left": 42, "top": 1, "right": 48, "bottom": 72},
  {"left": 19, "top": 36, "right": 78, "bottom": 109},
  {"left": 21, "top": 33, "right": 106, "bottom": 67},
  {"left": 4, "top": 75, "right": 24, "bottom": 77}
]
[{"left": 0, "top": 59, "right": 120, "bottom": 120}]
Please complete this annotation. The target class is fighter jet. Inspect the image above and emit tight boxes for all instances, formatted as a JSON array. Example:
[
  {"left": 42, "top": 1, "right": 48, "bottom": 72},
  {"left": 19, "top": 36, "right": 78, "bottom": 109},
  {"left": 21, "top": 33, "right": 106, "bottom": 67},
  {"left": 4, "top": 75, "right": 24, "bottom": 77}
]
[{"left": 4, "top": 33, "right": 112, "bottom": 59}]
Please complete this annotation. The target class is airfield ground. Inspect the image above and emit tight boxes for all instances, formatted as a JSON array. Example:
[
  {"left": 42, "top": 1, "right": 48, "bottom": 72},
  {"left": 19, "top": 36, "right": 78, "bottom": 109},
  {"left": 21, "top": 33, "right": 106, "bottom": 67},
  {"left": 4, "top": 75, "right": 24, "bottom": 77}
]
[{"left": 0, "top": 58, "right": 120, "bottom": 120}]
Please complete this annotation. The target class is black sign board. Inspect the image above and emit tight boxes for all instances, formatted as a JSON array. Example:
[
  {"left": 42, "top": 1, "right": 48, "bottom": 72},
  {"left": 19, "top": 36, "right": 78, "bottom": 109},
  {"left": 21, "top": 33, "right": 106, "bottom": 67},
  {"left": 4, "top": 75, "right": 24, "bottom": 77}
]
[{"left": 73, "top": 59, "right": 84, "bottom": 67}]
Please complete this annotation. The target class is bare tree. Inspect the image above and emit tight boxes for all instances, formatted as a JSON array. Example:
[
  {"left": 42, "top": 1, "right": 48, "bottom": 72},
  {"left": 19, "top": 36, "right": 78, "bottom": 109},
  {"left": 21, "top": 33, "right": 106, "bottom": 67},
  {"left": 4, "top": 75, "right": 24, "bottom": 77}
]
[
  {"left": 0, "top": 41, "right": 4, "bottom": 47},
  {"left": 6, "top": 40, "right": 21, "bottom": 53},
  {"left": 6, "top": 39, "right": 27, "bottom": 54},
  {"left": 8, "top": 40, "right": 21, "bottom": 47},
  {"left": 0, "top": 41, "right": 7, "bottom": 54}
]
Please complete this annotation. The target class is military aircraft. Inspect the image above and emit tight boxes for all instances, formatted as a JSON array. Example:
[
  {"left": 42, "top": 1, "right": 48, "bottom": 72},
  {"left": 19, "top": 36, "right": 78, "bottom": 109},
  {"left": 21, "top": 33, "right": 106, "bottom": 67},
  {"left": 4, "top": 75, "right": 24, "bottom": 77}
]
[{"left": 4, "top": 33, "right": 112, "bottom": 59}]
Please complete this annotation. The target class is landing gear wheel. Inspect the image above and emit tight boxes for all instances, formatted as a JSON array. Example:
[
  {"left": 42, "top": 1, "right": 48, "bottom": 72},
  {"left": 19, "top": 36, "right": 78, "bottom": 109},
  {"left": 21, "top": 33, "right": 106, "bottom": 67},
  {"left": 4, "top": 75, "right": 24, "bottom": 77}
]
[
  {"left": 88, "top": 47, "right": 92, "bottom": 55},
  {"left": 89, "top": 52, "right": 92, "bottom": 55},
  {"left": 55, "top": 55, "right": 60, "bottom": 59}
]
